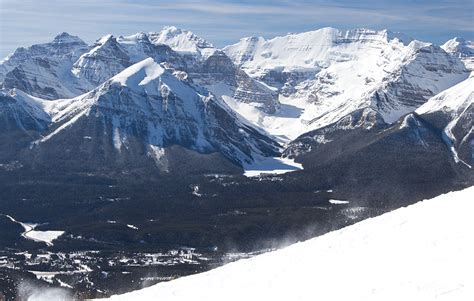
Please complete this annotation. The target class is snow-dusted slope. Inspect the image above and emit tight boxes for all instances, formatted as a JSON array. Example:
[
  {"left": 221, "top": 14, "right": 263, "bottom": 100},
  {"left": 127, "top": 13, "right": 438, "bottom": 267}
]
[
  {"left": 0, "top": 88, "right": 51, "bottom": 131},
  {"left": 104, "top": 186, "right": 474, "bottom": 301},
  {"left": 416, "top": 75, "right": 473, "bottom": 168},
  {"left": 0, "top": 32, "right": 87, "bottom": 79},
  {"left": 0, "top": 33, "right": 89, "bottom": 99},
  {"left": 223, "top": 28, "right": 468, "bottom": 141},
  {"left": 417, "top": 75, "right": 473, "bottom": 115},
  {"left": 442, "top": 37, "right": 474, "bottom": 71}
]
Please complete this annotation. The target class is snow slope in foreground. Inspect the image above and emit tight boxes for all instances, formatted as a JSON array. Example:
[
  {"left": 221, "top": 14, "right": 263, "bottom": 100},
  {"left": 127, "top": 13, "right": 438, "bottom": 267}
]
[{"left": 103, "top": 186, "right": 474, "bottom": 301}]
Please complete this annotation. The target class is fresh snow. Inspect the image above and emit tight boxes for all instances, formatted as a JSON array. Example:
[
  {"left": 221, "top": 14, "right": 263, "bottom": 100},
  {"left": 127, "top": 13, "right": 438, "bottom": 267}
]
[{"left": 103, "top": 186, "right": 474, "bottom": 301}]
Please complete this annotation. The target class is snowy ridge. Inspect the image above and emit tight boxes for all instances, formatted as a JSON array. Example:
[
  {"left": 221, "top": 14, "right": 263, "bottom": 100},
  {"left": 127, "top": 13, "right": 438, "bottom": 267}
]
[
  {"left": 416, "top": 75, "right": 473, "bottom": 115},
  {"left": 416, "top": 76, "right": 473, "bottom": 168},
  {"left": 442, "top": 37, "right": 474, "bottom": 71},
  {"left": 103, "top": 186, "right": 474, "bottom": 301}
]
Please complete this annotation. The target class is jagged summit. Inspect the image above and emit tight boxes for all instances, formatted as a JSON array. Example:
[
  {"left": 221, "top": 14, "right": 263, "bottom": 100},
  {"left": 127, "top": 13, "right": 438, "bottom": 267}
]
[
  {"left": 149, "top": 26, "right": 216, "bottom": 57},
  {"left": 52, "top": 32, "right": 85, "bottom": 44},
  {"left": 442, "top": 37, "right": 474, "bottom": 57}
]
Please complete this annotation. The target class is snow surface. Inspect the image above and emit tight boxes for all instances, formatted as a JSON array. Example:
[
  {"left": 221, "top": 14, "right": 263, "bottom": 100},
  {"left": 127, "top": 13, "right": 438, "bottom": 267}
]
[
  {"left": 328, "top": 199, "right": 349, "bottom": 204},
  {"left": 416, "top": 75, "right": 473, "bottom": 115},
  {"left": 2, "top": 214, "right": 64, "bottom": 246},
  {"left": 243, "top": 156, "right": 303, "bottom": 177},
  {"left": 103, "top": 186, "right": 474, "bottom": 301}
]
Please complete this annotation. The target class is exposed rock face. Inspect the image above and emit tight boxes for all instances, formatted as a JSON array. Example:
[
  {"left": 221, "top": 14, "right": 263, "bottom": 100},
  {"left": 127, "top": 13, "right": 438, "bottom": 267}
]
[{"left": 191, "top": 51, "right": 279, "bottom": 113}]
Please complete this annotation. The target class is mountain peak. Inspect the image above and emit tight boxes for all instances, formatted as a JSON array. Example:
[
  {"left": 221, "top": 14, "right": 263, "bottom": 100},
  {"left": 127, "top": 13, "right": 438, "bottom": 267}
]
[
  {"left": 442, "top": 37, "right": 474, "bottom": 56},
  {"left": 111, "top": 57, "right": 165, "bottom": 89},
  {"left": 149, "top": 26, "right": 215, "bottom": 55},
  {"left": 96, "top": 34, "right": 115, "bottom": 45},
  {"left": 52, "top": 32, "right": 85, "bottom": 44}
]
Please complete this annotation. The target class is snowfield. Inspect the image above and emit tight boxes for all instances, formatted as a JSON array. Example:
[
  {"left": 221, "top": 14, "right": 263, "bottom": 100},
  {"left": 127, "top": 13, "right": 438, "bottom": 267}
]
[
  {"left": 1, "top": 214, "right": 64, "bottom": 246},
  {"left": 103, "top": 186, "right": 474, "bottom": 301}
]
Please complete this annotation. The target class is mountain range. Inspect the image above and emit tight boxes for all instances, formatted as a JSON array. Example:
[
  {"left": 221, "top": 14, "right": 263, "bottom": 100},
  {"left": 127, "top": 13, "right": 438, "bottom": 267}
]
[{"left": 1, "top": 26, "right": 472, "bottom": 189}]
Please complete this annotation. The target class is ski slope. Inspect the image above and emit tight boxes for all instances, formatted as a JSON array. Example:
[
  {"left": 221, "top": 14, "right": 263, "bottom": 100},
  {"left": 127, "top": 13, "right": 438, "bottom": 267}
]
[{"left": 104, "top": 186, "right": 474, "bottom": 301}]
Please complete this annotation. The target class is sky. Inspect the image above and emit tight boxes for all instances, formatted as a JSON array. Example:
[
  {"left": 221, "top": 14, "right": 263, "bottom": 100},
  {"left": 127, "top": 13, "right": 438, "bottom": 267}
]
[{"left": 0, "top": 0, "right": 473, "bottom": 58}]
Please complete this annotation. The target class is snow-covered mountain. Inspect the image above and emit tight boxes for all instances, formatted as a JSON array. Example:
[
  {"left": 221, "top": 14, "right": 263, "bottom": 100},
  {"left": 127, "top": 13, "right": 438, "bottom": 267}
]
[
  {"left": 0, "top": 33, "right": 89, "bottom": 100},
  {"left": 224, "top": 28, "right": 469, "bottom": 140},
  {"left": 102, "top": 186, "right": 474, "bottom": 301},
  {"left": 442, "top": 37, "right": 474, "bottom": 71},
  {"left": 0, "top": 26, "right": 472, "bottom": 180},
  {"left": 1, "top": 58, "right": 279, "bottom": 173}
]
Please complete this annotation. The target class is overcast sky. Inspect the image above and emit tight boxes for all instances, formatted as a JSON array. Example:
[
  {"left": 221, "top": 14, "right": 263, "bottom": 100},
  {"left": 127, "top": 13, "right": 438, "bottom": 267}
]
[{"left": 0, "top": 0, "right": 473, "bottom": 58}]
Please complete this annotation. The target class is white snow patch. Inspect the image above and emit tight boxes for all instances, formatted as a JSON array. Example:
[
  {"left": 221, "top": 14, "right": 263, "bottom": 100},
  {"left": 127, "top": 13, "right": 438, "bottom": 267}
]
[
  {"left": 127, "top": 224, "right": 139, "bottom": 230},
  {"left": 103, "top": 186, "right": 474, "bottom": 301},
  {"left": 2, "top": 214, "right": 64, "bottom": 246},
  {"left": 328, "top": 199, "right": 349, "bottom": 205},
  {"left": 25, "top": 231, "right": 65, "bottom": 246},
  {"left": 191, "top": 185, "right": 202, "bottom": 197},
  {"left": 243, "top": 156, "right": 303, "bottom": 177}
]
